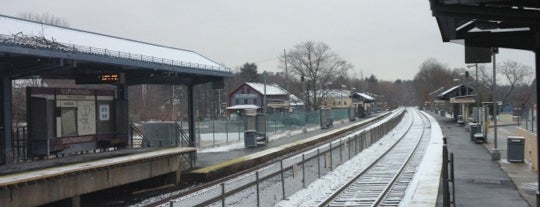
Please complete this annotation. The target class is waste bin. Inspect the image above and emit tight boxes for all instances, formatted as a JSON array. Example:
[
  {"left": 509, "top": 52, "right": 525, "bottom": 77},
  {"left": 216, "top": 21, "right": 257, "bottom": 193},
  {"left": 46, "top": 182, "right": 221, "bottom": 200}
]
[
  {"left": 507, "top": 136, "right": 525, "bottom": 163},
  {"left": 457, "top": 115, "right": 465, "bottom": 125},
  {"left": 244, "top": 130, "right": 257, "bottom": 148},
  {"left": 470, "top": 123, "right": 479, "bottom": 141}
]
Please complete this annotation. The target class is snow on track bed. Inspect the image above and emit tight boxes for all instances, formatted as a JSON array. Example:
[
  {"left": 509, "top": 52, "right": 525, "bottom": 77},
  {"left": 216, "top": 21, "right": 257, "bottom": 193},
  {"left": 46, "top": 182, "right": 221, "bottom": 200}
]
[{"left": 287, "top": 108, "right": 431, "bottom": 207}]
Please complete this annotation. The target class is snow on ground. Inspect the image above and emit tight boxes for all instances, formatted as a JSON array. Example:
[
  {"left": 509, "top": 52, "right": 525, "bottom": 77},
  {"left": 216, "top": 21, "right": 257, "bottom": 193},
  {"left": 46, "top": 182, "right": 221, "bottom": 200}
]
[
  {"left": 134, "top": 108, "right": 412, "bottom": 207},
  {"left": 197, "top": 125, "right": 321, "bottom": 153},
  {"left": 276, "top": 110, "right": 415, "bottom": 206}
]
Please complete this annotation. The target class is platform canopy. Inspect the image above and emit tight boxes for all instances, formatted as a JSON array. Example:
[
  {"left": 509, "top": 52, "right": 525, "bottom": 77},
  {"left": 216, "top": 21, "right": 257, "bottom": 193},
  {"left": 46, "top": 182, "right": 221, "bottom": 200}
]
[
  {"left": 428, "top": 0, "right": 540, "bottom": 51},
  {"left": 351, "top": 92, "right": 375, "bottom": 103},
  {"left": 0, "top": 15, "right": 232, "bottom": 85},
  {"left": 226, "top": 104, "right": 260, "bottom": 110},
  {"left": 437, "top": 84, "right": 474, "bottom": 100}
]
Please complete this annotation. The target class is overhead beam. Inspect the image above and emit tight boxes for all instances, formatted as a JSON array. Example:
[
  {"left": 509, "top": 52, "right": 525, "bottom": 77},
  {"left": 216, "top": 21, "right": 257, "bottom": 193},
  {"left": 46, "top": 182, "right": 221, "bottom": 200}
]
[
  {"left": 464, "top": 31, "right": 536, "bottom": 51},
  {"left": 431, "top": 3, "right": 540, "bottom": 24}
]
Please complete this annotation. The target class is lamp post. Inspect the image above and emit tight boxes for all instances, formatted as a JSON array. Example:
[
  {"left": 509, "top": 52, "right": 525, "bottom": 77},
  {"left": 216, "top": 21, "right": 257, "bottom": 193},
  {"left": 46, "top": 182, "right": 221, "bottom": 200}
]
[
  {"left": 301, "top": 75, "right": 307, "bottom": 132},
  {"left": 491, "top": 48, "right": 500, "bottom": 160}
]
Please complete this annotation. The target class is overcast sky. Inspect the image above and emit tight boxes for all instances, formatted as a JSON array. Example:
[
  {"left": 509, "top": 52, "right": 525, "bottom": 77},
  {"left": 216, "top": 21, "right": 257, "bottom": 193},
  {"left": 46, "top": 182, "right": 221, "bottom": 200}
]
[{"left": 0, "top": 0, "right": 535, "bottom": 81}]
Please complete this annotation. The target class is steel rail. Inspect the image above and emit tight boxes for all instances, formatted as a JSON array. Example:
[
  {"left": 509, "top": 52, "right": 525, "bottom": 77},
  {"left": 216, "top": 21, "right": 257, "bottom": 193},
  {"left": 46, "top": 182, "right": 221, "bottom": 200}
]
[{"left": 318, "top": 109, "right": 429, "bottom": 207}]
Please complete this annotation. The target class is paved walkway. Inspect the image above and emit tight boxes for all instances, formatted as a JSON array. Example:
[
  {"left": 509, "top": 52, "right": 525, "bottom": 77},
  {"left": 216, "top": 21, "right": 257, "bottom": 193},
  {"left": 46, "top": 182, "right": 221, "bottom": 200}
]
[
  {"left": 433, "top": 112, "right": 531, "bottom": 207},
  {"left": 483, "top": 124, "right": 538, "bottom": 206}
]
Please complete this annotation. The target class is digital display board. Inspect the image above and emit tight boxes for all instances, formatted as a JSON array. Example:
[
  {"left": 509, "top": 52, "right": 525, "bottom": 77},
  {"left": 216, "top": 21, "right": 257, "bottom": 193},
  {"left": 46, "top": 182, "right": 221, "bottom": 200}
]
[
  {"left": 76, "top": 73, "right": 121, "bottom": 84},
  {"left": 98, "top": 73, "right": 120, "bottom": 83}
]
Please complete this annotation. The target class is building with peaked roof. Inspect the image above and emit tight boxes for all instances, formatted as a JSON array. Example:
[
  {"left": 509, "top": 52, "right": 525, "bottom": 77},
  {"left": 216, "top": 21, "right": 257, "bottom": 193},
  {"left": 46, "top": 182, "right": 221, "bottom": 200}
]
[
  {"left": 227, "top": 82, "right": 301, "bottom": 115},
  {"left": 320, "top": 89, "right": 353, "bottom": 109},
  {"left": 350, "top": 92, "right": 377, "bottom": 117}
]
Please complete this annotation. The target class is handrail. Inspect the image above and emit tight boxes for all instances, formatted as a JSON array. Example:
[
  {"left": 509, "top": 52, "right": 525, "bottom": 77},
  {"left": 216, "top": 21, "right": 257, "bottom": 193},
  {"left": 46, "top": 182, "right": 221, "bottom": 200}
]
[
  {"left": 130, "top": 122, "right": 151, "bottom": 147},
  {"left": 174, "top": 121, "right": 191, "bottom": 147},
  {"left": 0, "top": 33, "right": 231, "bottom": 73}
]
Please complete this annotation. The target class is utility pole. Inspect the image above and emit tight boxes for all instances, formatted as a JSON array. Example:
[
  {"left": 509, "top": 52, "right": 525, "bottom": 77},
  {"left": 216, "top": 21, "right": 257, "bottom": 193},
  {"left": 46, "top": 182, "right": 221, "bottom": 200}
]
[
  {"left": 263, "top": 71, "right": 267, "bottom": 115},
  {"left": 284, "top": 49, "right": 288, "bottom": 96}
]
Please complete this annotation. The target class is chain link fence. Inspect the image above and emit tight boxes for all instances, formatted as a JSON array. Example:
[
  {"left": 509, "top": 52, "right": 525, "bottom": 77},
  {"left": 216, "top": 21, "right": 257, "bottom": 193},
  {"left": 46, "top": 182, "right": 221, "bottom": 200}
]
[{"left": 196, "top": 109, "right": 350, "bottom": 148}]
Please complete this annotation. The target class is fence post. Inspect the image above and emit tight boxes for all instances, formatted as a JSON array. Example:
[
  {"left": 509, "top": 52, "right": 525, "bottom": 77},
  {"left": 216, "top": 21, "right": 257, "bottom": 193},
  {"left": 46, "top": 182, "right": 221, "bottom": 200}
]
[
  {"left": 317, "top": 148, "right": 321, "bottom": 178},
  {"left": 212, "top": 119, "right": 215, "bottom": 146},
  {"left": 339, "top": 139, "right": 343, "bottom": 164},
  {"left": 442, "top": 138, "right": 450, "bottom": 207},
  {"left": 256, "top": 171, "right": 260, "bottom": 207},
  {"left": 348, "top": 137, "right": 351, "bottom": 160},
  {"left": 450, "top": 153, "right": 456, "bottom": 206},
  {"left": 302, "top": 154, "right": 306, "bottom": 188},
  {"left": 221, "top": 183, "right": 226, "bottom": 207},
  {"left": 226, "top": 121, "right": 229, "bottom": 143},
  {"left": 330, "top": 142, "right": 333, "bottom": 171},
  {"left": 280, "top": 160, "right": 285, "bottom": 199}
]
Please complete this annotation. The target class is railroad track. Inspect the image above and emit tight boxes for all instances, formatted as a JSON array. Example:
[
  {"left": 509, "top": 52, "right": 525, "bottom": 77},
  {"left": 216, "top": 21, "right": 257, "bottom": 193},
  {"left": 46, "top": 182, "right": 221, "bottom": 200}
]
[
  {"left": 134, "top": 109, "right": 405, "bottom": 207},
  {"left": 318, "top": 109, "right": 431, "bottom": 207}
]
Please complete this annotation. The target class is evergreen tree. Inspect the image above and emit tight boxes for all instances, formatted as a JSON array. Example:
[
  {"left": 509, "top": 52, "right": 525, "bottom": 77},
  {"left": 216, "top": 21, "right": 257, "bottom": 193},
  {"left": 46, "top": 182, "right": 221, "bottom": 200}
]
[{"left": 240, "top": 62, "right": 259, "bottom": 82}]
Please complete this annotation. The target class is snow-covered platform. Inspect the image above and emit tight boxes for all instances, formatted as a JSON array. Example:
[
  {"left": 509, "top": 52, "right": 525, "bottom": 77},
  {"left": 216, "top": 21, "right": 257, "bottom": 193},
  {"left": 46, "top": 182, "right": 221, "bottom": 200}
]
[{"left": 184, "top": 113, "right": 391, "bottom": 183}]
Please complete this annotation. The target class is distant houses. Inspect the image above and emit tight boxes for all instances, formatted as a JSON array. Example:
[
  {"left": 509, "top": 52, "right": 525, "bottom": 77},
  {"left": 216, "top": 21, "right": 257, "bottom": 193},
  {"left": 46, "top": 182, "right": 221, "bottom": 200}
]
[
  {"left": 226, "top": 82, "right": 377, "bottom": 118},
  {"left": 226, "top": 82, "right": 303, "bottom": 117}
]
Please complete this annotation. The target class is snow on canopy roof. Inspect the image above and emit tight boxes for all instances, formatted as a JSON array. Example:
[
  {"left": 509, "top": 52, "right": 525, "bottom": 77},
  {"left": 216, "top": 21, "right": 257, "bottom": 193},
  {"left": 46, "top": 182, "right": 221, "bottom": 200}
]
[
  {"left": 437, "top": 84, "right": 474, "bottom": 100},
  {"left": 359, "top": 93, "right": 374, "bottom": 100},
  {"left": 226, "top": 104, "right": 260, "bottom": 110},
  {"left": 246, "top": 82, "right": 288, "bottom": 95},
  {"left": 353, "top": 92, "right": 375, "bottom": 102},
  {"left": 0, "top": 15, "right": 229, "bottom": 72}
]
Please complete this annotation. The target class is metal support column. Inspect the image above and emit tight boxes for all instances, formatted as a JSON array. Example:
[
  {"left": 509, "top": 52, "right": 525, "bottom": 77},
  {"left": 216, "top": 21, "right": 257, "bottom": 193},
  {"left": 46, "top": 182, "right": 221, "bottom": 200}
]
[
  {"left": 1, "top": 76, "right": 13, "bottom": 164},
  {"left": 187, "top": 85, "right": 197, "bottom": 164},
  {"left": 534, "top": 48, "right": 540, "bottom": 207},
  {"left": 115, "top": 73, "right": 129, "bottom": 148},
  {"left": 187, "top": 85, "right": 196, "bottom": 147},
  {"left": 491, "top": 48, "right": 500, "bottom": 160}
]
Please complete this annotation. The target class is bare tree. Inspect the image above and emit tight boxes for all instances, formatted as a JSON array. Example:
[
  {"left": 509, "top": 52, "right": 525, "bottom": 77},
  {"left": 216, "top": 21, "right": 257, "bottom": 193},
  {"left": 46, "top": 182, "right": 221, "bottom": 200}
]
[
  {"left": 280, "top": 41, "right": 352, "bottom": 111},
  {"left": 413, "top": 58, "right": 457, "bottom": 106},
  {"left": 18, "top": 12, "right": 70, "bottom": 27},
  {"left": 497, "top": 61, "right": 533, "bottom": 104}
]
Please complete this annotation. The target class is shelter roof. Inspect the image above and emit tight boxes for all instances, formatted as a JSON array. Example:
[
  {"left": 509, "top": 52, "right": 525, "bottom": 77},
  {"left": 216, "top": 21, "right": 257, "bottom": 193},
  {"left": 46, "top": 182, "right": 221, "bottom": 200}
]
[
  {"left": 225, "top": 104, "right": 260, "bottom": 110},
  {"left": 437, "top": 84, "right": 474, "bottom": 100},
  {"left": 351, "top": 92, "right": 375, "bottom": 103},
  {"left": 429, "top": 0, "right": 540, "bottom": 51},
  {"left": 0, "top": 15, "right": 231, "bottom": 85}
]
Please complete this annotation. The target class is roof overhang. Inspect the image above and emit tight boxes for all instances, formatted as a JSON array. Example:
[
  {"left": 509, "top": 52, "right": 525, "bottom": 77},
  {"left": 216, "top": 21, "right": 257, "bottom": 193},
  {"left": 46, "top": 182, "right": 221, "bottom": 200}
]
[
  {"left": 0, "top": 15, "right": 233, "bottom": 86},
  {"left": 429, "top": 0, "right": 540, "bottom": 51},
  {"left": 226, "top": 104, "right": 260, "bottom": 110},
  {"left": 438, "top": 84, "right": 474, "bottom": 100}
]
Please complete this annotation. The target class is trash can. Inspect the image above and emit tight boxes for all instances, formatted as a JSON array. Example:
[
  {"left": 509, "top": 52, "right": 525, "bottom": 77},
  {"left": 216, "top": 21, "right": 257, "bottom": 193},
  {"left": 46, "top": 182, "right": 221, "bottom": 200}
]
[
  {"left": 507, "top": 136, "right": 525, "bottom": 163},
  {"left": 470, "top": 123, "right": 479, "bottom": 141},
  {"left": 244, "top": 130, "right": 257, "bottom": 148}
]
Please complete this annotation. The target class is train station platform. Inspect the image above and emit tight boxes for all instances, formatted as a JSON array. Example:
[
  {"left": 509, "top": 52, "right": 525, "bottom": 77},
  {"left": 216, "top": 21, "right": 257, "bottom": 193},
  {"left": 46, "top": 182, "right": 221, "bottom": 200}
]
[
  {"left": 185, "top": 113, "right": 389, "bottom": 182},
  {"left": 0, "top": 147, "right": 195, "bottom": 207},
  {"left": 432, "top": 112, "right": 532, "bottom": 207}
]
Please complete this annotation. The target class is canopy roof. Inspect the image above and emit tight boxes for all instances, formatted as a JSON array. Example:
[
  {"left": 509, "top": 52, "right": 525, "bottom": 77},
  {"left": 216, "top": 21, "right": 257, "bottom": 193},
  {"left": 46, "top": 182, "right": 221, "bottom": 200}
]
[
  {"left": 0, "top": 15, "right": 232, "bottom": 85},
  {"left": 351, "top": 92, "right": 375, "bottom": 103},
  {"left": 429, "top": 0, "right": 540, "bottom": 51},
  {"left": 437, "top": 84, "right": 474, "bottom": 100},
  {"left": 226, "top": 104, "right": 260, "bottom": 110}
]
